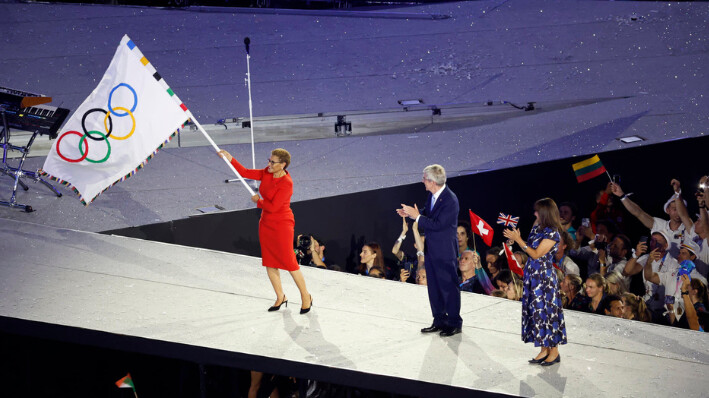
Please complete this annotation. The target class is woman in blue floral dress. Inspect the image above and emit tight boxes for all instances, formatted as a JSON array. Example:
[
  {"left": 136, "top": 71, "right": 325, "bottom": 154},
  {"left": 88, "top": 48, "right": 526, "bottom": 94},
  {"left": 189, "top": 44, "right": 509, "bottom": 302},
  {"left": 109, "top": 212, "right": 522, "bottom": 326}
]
[{"left": 503, "top": 198, "right": 567, "bottom": 366}]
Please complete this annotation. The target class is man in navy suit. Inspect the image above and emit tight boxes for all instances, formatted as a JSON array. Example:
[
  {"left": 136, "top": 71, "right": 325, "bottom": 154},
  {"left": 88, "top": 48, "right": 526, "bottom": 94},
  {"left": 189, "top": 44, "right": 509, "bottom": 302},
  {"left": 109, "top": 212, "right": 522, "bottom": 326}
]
[{"left": 397, "top": 164, "right": 462, "bottom": 336}]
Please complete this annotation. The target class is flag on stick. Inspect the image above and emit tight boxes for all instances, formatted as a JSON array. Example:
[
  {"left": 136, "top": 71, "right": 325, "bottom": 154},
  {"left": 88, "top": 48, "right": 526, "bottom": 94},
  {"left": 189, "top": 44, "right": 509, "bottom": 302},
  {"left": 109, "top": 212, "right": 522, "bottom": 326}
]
[
  {"left": 469, "top": 210, "right": 494, "bottom": 247},
  {"left": 40, "top": 34, "right": 190, "bottom": 205},
  {"left": 572, "top": 154, "right": 607, "bottom": 183},
  {"left": 496, "top": 212, "right": 519, "bottom": 228},
  {"left": 115, "top": 373, "right": 138, "bottom": 398},
  {"left": 115, "top": 373, "right": 135, "bottom": 389},
  {"left": 503, "top": 242, "right": 524, "bottom": 276}
]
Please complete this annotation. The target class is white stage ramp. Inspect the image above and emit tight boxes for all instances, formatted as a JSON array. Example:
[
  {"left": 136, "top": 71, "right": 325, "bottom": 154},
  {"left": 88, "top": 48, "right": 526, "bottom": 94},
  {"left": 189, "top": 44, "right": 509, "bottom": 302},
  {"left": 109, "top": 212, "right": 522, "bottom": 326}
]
[{"left": 1, "top": 219, "right": 707, "bottom": 397}]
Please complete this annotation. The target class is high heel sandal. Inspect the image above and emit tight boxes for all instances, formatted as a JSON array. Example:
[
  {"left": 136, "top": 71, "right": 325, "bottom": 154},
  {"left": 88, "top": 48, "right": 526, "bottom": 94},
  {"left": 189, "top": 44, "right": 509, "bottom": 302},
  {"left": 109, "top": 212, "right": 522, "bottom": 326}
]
[
  {"left": 268, "top": 296, "right": 288, "bottom": 312},
  {"left": 300, "top": 295, "right": 313, "bottom": 314}
]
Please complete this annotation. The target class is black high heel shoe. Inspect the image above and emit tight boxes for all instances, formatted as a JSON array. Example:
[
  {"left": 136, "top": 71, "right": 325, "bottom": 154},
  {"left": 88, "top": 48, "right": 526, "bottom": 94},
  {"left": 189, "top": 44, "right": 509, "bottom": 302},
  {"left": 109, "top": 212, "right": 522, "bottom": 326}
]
[
  {"left": 268, "top": 296, "right": 288, "bottom": 312},
  {"left": 528, "top": 355, "right": 549, "bottom": 364},
  {"left": 540, "top": 354, "right": 561, "bottom": 366},
  {"left": 300, "top": 295, "right": 313, "bottom": 314}
]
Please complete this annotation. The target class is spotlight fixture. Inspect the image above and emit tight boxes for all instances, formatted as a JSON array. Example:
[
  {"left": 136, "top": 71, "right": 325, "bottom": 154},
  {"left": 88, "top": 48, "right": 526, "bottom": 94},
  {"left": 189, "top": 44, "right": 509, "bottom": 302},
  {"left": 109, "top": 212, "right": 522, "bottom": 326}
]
[
  {"left": 398, "top": 99, "right": 424, "bottom": 106},
  {"left": 335, "top": 115, "right": 352, "bottom": 137},
  {"left": 617, "top": 136, "right": 645, "bottom": 144}
]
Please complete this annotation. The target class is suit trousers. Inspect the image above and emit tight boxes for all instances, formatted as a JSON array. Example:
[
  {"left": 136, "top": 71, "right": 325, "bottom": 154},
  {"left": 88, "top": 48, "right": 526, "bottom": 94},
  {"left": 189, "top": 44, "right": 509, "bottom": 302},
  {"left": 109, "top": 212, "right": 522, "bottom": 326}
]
[{"left": 425, "top": 255, "right": 463, "bottom": 329}]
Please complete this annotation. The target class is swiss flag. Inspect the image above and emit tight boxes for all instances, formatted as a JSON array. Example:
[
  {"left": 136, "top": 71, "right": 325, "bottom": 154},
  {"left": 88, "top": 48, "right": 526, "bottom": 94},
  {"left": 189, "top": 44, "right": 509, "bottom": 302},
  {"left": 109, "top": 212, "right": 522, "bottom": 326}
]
[
  {"left": 503, "top": 242, "right": 524, "bottom": 276},
  {"left": 469, "top": 210, "right": 494, "bottom": 247}
]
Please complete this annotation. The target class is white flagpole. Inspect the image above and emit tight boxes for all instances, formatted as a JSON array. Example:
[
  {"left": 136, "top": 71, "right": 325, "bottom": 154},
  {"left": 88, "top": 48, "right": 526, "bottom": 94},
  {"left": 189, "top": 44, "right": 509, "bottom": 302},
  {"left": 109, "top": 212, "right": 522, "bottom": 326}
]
[
  {"left": 186, "top": 110, "right": 256, "bottom": 196},
  {"left": 245, "top": 37, "right": 256, "bottom": 169}
]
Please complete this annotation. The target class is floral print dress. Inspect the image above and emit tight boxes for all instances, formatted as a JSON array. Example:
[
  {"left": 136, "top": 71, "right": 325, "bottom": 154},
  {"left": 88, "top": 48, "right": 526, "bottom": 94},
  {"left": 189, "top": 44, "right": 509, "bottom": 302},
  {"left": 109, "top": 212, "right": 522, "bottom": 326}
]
[{"left": 522, "top": 225, "right": 567, "bottom": 347}]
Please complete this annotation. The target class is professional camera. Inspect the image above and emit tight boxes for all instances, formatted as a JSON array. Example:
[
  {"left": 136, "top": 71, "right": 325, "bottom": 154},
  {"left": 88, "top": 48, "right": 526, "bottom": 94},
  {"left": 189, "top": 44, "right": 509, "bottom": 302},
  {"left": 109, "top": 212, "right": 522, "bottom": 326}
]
[
  {"left": 297, "top": 235, "right": 311, "bottom": 252},
  {"left": 294, "top": 235, "right": 312, "bottom": 263}
]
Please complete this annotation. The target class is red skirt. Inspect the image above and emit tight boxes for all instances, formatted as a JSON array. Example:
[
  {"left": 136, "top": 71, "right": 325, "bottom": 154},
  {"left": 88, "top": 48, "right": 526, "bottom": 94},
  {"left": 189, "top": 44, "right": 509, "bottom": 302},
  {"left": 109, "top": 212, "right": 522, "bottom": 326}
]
[{"left": 259, "top": 216, "right": 299, "bottom": 271}]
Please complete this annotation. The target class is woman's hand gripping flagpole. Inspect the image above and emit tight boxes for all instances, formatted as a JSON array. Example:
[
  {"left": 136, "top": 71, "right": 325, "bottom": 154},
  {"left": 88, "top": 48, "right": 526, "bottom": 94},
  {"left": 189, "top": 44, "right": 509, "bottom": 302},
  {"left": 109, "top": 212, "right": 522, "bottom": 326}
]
[{"left": 185, "top": 111, "right": 256, "bottom": 196}]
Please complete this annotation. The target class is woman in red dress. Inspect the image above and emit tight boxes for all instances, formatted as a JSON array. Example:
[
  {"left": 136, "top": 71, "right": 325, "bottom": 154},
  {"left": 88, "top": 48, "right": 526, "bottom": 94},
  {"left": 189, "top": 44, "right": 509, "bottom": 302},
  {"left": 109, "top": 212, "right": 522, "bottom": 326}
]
[{"left": 218, "top": 148, "right": 312, "bottom": 314}]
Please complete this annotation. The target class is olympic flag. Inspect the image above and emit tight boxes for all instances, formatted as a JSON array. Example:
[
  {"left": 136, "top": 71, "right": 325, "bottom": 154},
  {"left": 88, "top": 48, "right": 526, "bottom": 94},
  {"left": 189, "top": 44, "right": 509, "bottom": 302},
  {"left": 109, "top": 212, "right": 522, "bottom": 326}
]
[{"left": 40, "top": 35, "right": 190, "bottom": 205}]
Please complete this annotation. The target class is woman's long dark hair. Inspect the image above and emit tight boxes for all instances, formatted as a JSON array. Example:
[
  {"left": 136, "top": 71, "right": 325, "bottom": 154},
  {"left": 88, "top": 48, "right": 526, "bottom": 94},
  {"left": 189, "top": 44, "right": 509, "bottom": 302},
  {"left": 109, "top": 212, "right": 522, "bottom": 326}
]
[
  {"left": 692, "top": 279, "right": 709, "bottom": 307},
  {"left": 357, "top": 242, "right": 384, "bottom": 275},
  {"left": 534, "top": 197, "right": 564, "bottom": 233}
]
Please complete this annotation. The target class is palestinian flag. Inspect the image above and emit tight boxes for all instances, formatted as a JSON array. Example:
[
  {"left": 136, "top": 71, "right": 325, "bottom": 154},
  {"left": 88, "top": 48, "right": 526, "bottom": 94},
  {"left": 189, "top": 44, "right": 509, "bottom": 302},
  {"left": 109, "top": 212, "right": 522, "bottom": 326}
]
[{"left": 572, "top": 154, "right": 606, "bottom": 183}]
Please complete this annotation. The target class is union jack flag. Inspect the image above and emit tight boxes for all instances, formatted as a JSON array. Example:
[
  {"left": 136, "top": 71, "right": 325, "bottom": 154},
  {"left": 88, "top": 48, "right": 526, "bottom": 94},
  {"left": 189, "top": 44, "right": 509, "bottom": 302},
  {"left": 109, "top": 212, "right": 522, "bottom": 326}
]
[{"left": 497, "top": 213, "right": 519, "bottom": 228}]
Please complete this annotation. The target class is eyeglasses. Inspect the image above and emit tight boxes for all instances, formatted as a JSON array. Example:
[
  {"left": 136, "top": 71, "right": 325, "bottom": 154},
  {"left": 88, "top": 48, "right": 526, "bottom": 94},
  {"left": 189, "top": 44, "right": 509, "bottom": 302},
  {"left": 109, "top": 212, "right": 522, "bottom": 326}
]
[{"left": 267, "top": 159, "right": 284, "bottom": 165}]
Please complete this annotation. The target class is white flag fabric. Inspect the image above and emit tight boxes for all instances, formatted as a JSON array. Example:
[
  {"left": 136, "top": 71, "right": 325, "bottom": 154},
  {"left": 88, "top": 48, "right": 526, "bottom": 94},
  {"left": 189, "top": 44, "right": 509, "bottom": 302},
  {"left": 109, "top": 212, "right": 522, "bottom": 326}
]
[{"left": 41, "top": 34, "right": 189, "bottom": 205}]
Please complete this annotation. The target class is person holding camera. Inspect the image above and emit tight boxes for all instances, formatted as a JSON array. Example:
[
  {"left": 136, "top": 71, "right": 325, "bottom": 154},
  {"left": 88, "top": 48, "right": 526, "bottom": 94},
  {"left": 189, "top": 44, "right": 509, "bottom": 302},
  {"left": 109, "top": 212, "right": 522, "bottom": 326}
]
[
  {"left": 295, "top": 234, "right": 335, "bottom": 270},
  {"left": 623, "top": 231, "right": 679, "bottom": 321},
  {"left": 392, "top": 217, "right": 425, "bottom": 284},
  {"left": 599, "top": 235, "right": 631, "bottom": 282},
  {"left": 571, "top": 219, "right": 617, "bottom": 279},
  {"left": 611, "top": 180, "right": 687, "bottom": 258},
  {"left": 218, "top": 148, "right": 312, "bottom": 314},
  {"left": 675, "top": 176, "right": 709, "bottom": 278}
]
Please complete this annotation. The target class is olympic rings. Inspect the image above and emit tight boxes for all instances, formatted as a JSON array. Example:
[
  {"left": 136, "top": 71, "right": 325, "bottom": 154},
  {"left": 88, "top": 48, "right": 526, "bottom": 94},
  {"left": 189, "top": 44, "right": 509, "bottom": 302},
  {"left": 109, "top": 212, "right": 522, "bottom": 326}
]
[
  {"left": 56, "top": 130, "right": 89, "bottom": 163},
  {"left": 106, "top": 106, "right": 135, "bottom": 140},
  {"left": 79, "top": 131, "right": 111, "bottom": 164},
  {"left": 56, "top": 82, "right": 138, "bottom": 164},
  {"left": 82, "top": 108, "right": 113, "bottom": 141},
  {"left": 108, "top": 83, "right": 138, "bottom": 117}
]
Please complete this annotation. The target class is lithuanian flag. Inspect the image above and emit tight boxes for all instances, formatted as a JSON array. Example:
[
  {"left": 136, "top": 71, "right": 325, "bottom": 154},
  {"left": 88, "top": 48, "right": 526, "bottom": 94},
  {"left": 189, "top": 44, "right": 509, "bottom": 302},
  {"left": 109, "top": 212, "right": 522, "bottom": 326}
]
[{"left": 572, "top": 154, "right": 607, "bottom": 183}]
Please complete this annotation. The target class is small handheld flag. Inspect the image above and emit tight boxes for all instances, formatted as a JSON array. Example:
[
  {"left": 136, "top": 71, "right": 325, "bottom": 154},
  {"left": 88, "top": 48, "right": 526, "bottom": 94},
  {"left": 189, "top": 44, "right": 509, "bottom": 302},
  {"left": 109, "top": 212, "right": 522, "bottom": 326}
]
[
  {"left": 572, "top": 154, "right": 608, "bottom": 183},
  {"left": 497, "top": 213, "right": 519, "bottom": 228},
  {"left": 115, "top": 373, "right": 134, "bottom": 389},
  {"left": 469, "top": 210, "right": 494, "bottom": 247},
  {"left": 503, "top": 242, "right": 524, "bottom": 276},
  {"left": 116, "top": 373, "right": 138, "bottom": 397}
]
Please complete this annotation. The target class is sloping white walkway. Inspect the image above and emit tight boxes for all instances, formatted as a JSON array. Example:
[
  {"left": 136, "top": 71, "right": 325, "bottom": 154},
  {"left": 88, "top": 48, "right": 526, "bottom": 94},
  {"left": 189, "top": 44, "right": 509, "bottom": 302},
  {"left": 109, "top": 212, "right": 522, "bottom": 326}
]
[{"left": 1, "top": 218, "right": 707, "bottom": 397}]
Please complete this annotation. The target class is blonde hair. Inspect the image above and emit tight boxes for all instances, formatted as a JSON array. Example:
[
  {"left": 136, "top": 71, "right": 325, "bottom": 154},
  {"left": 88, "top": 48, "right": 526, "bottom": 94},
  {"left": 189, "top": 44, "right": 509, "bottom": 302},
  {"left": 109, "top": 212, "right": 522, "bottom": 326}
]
[
  {"left": 271, "top": 148, "right": 291, "bottom": 169},
  {"left": 508, "top": 279, "right": 523, "bottom": 301},
  {"left": 621, "top": 293, "right": 651, "bottom": 322},
  {"left": 565, "top": 274, "right": 583, "bottom": 294},
  {"left": 513, "top": 250, "right": 528, "bottom": 265},
  {"left": 605, "top": 271, "right": 628, "bottom": 295}
]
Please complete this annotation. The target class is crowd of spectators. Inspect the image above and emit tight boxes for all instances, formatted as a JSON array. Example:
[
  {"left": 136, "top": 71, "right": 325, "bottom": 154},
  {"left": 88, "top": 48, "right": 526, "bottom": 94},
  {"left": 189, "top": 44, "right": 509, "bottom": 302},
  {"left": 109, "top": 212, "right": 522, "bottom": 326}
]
[{"left": 294, "top": 176, "right": 709, "bottom": 333}]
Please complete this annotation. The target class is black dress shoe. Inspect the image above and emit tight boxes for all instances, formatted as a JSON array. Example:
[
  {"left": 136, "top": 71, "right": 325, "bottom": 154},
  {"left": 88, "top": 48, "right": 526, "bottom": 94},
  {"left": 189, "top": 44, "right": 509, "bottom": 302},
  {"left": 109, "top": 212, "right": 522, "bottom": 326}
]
[
  {"left": 528, "top": 355, "right": 549, "bottom": 364},
  {"left": 540, "top": 354, "right": 561, "bottom": 366},
  {"left": 420, "top": 325, "right": 442, "bottom": 333},
  {"left": 439, "top": 327, "right": 462, "bottom": 337}
]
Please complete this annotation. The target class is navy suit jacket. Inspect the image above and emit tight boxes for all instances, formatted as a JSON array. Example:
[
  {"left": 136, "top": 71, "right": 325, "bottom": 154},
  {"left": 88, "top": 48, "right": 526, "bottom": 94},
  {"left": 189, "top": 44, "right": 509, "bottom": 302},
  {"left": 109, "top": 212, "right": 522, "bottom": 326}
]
[{"left": 418, "top": 186, "right": 459, "bottom": 262}]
